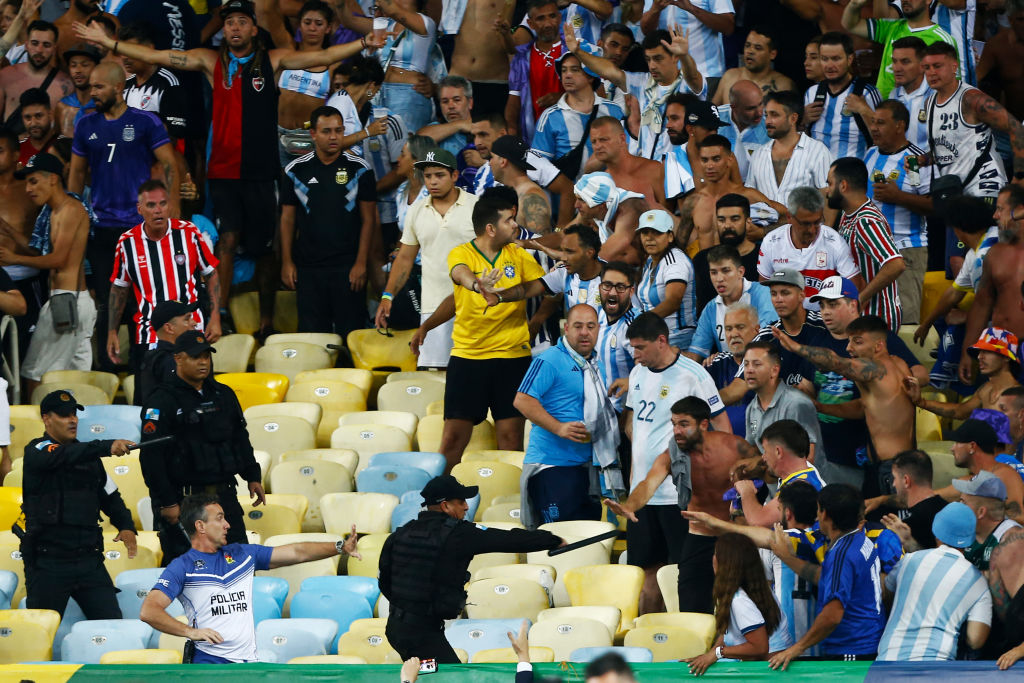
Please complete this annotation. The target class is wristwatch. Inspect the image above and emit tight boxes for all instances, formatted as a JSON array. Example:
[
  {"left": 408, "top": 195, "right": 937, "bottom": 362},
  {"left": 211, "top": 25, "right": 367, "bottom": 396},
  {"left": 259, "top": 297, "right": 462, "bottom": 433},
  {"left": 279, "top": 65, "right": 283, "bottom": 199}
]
[
  {"left": 714, "top": 646, "right": 724, "bottom": 660},
  {"left": 335, "top": 539, "right": 346, "bottom": 555}
]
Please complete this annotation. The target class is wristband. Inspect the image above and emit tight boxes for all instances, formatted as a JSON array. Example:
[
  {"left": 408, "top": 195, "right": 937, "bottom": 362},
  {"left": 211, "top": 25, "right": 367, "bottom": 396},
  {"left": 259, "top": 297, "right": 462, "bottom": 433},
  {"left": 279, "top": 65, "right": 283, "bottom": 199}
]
[
  {"left": 497, "top": 292, "right": 504, "bottom": 303},
  {"left": 381, "top": 291, "right": 394, "bottom": 301},
  {"left": 715, "top": 646, "right": 724, "bottom": 660}
]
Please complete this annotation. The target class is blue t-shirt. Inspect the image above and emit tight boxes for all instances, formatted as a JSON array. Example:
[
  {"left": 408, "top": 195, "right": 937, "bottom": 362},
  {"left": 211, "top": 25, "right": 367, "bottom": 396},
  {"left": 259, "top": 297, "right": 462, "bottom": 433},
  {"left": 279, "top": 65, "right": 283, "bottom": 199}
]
[
  {"left": 520, "top": 340, "right": 593, "bottom": 467},
  {"left": 818, "top": 529, "right": 885, "bottom": 655},
  {"left": 706, "top": 351, "right": 751, "bottom": 436},
  {"left": 71, "top": 107, "right": 170, "bottom": 229}
]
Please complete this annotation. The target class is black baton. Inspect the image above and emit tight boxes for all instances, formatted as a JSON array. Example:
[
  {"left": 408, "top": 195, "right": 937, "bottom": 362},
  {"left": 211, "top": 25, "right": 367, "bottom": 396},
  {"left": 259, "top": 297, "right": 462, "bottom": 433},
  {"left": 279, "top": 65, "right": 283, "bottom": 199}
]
[
  {"left": 129, "top": 434, "right": 177, "bottom": 450},
  {"left": 547, "top": 529, "right": 619, "bottom": 556}
]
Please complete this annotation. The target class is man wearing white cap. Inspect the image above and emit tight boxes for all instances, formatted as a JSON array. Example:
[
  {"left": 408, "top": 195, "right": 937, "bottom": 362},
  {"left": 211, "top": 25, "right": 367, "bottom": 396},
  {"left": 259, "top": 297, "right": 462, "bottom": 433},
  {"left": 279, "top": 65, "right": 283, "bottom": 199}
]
[{"left": 573, "top": 171, "right": 648, "bottom": 265}]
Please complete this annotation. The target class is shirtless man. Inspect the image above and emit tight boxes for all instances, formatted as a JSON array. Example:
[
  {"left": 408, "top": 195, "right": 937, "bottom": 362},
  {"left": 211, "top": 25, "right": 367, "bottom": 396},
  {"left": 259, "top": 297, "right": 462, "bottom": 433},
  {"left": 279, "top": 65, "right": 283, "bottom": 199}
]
[
  {"left": 605, "top": 396, "right": 758, "bottom": 615},
  {"left": 0, "top": 19, "right": 72, "bottom": 125},
  {"left": 449, "top": 0, "right": 516, "bottom": 115},
  {"left": 0, "top": 153, "right": 91, "bottom": 396},
  {"left": 489, "top": 135, "right": 552, "bottom": 234},
  {"left": 962, "top": 185, "right": 1024, "bottom": 383},
  {"left": 573, "top": 171, "right": 648, "bottom": 265},
  {"left": 977, "top": 2, "right": 1024, "bottom": 122},
  {"left": 678, "top": 133, "right": 785, "bottom": 249},
  {"left": 53, "top": 42, "right": 99, "bottom": 137},
  {"left": 990, "top": 526, "right": 1024, "bottom": 670},
  {"left": 0, "top": 126, "right": 37, "bottom": 343},
  {"left": 713, "top": 25, "right": 795, "bottom": 105},
  {"left": 588, "top": 116, "right": 666, "bottom": 208},
  {"left": 773, "top": 314, "right": 915, "bottom": 496}
]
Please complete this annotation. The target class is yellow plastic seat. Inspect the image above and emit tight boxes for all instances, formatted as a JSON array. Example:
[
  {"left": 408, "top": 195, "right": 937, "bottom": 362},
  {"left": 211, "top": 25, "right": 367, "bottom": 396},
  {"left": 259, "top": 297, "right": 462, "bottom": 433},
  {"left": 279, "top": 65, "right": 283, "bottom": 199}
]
[
  {"left": 8, "top": 414, "right": 43, "bottom": 461},
  {"left": 416, "top": 415, "right": 496, "bottom": 453},
  {"left": 916, "top": 408, "right": 942, "bottom": 441},
  {"left": 248, "top": 415, "right": 316, "bottom": 465},
  {"left": 279, "top": 448, "right": 359, "bottom": 475},
  {"left": 537, "top": 606, "right": 620, "bottom": 641},
  {"left": 270, "top": 459, "right": 353, "bottom": 532},
  {"left": 472, "top": 646, "right": 554, "bottom": 663},
  {"left": 320, "top": 492, "right": 398, "bottom": 535},
  {"left": 473, "top": 563, "right": 556, "bottom": 592},
  {"left": 897, "top": 324, "right": 939, "bottom": 367},
  {"left": 465, "top": 577, "right": 549, "bottom": 621},
  {"left": 30, "top": 382, "right": 111, "bottom": 406},
  {"left": 100, "top": 648, "right": 182, "bottom": 664},
  {"left": 122, "top": 375, "right": 136, "bottom": 404},
  {"left": 102, "top": 454, "right": 148, "bottom": 530},
  {"left": 237, "top": 501, "right": 302, "bottom": 538},
  {"left": 338, "top": 626, "right": 402, "bottom": 663},
  {"left": 919, "top": 441, "right": 958, "bottom": 489},
  {"left": 346, "top": 532, "right": 389, "bottom": 578},
  {"left": 481, "top": 502, "right": 522, "bottom": 524},
  {"left": 255, "top": 342, "right": 332, "bottom": 382},
  {"left": 426, "top": 400, "right": 443, "bottom": 416},
  {"left": 158, "top": 615, "right": 189, "bottom": 652},
  {"left": 245, "top": 402, "right": 322, "bottom": 430},
  {"left": 232, "top": 450, "right": 271, "bottom": 492},
  {"left": 624, "top": 626, "right": 707, "bottom": 661},
  {"left": 387, "top": 370, "right": 446, "bottom": 384},
  {"left": 330, "top": 424, "right": 412, "bottom": 474},
  {"left": 273, "top": 290, "right": 298, "bottom": 333},
  {"left": 376, "top": 379, "right": 445, "bottom": 419},
  {"left": 467, "top": 521, "right": 524, "bottom": 576},
  {"left": 634, "top": 612, "right": 716, "bottom": 649},
  {"left": 231, "top": 385, "right": 280, "bottom": 411},
  {"left": 1, "top": 468, "right": 19, "bottom": 487},
  {"left": 211, "top": 333, "right": 257, "bottom": 373},
  {"left": 0, "top": 542, "right": 24, "bottom": 607},
  {"left": 103, "top": 542, "right": 160, "bottom": 583},
  {"left": 40, "top": 370, "right": 119, "bottom": 399},
  {"left": 265, "top": 333, "right": 343, "bottom": 365},
  {"left": 229, "top": 291, "right": 261, "bottom": 335},
  {"left": 528, "top": 617, "right": 612, "bottom": 661},
  {"left": 261, "top": 532, "right": 343, "bottom": 613},
  {"left": 9, "top": 405, "right": 40, "bottom": 420},
  {"left": 564, "top": 564, "right": 643, "bottom": 638},
  {"left": 349, "top": 617, "right": 388, "bottom": 631},
  {"left": 218, "top": 372, "right": 290, "bottom": 402},
  {"left": 338, "top": 411, "right": 418, "bottom": 438},
  {"left": 451, "top": 461, "right": 522, "bottom": 522},
  {"left": 465, "top": 450, "right": 526, "bottom": 468},
  {"left": 920, "top": 271, "right": 953, "bottom": 322},
  {"left": 347, "top": 328, "right": 417, "bottom": 373},
  {"left": 295, "top": 368, "right": 374, "bottom": 398},
  {"left": 527, "top": 523, "right": 615, "bottom": 607},
  {"left": 287, "top": 380, "right": 368, "bottom": 447},
  {"left": 289, "top": 654, "right": 368, "bottom": 664},
  {"left": 656, "top": 564, "right": 680, "bottom": 612},
  {"left": 0, "top": 608, "right": 61, "bottom": 662},
  {"left": 0, "top": 487, "right": 22, "bottom": 529}
]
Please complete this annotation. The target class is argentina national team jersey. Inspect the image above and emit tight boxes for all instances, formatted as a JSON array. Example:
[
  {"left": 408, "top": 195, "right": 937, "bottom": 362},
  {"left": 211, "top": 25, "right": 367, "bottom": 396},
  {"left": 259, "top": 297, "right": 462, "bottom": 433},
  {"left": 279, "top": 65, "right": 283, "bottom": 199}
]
[
  {"left": 804, "top": 80, "right": 881, "bottom": 159},
  {"left": 645, "top": 0, "right": 734, "bottom": 77},
  {"left": 637, "top": 247, "right": 697, "bottom": 348},
  {"left": 663, "top": 144, "right": 696, "bottom": 200},
  {"left": 930, "top": 0, "right": 976, "bottom": 85},
  {"left": 864, "top": 143, "right": 930, "bottom": 249},
  {"left": 716, "top": 104, "right": 769, "bottom": 181},
  {"left": 532, "top": 95, "right": 626, "bottom": 174},
  {"left": 360, "top": 107, "right": 408, "bottom": 224},
  {"left": 541, "top": 263, "right": 604, "bottom": 314},
  {"left": 890, "top": 80, "right": 934, "bottom": 150},
  {"left": 563, "top": 4, "right": 609, "bottom": 46},
  {"left": 155, "top": 543, "right": 274, "bottom": 662},
  {"left": 595, "top": 307, "right": 637, "bottom": 411}
]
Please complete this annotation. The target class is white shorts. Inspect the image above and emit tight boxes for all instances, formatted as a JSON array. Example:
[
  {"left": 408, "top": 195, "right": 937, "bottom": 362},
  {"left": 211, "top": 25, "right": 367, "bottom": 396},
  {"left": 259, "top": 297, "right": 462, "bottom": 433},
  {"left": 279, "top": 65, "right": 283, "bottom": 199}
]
[
  {"left": 22, "top": 290, "right": 97, "bottom": 381},
  {"left": 417, "top": 314, "right": 454, "bottom": 369}
]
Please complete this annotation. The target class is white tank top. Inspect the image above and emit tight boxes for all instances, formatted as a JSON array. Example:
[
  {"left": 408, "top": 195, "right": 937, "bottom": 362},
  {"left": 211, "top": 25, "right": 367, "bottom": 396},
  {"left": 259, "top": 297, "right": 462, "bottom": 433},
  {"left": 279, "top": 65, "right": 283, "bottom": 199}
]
[
  {"left": 277, "top": 68, "right": 331, "bottom": 100},
  {"left": 928, "top": 83, "right": 1005, "bottom": 197}
]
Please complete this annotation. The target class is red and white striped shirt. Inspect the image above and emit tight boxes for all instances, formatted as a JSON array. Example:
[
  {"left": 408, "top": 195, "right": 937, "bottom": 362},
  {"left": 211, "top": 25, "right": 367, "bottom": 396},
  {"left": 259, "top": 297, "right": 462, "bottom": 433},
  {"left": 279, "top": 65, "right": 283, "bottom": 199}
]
[
  {"left": 111, "top": 219, "right": 218, "bottom": 345},
  {"left": 837, "top": 202, "right": 903, "bottom": 331}
]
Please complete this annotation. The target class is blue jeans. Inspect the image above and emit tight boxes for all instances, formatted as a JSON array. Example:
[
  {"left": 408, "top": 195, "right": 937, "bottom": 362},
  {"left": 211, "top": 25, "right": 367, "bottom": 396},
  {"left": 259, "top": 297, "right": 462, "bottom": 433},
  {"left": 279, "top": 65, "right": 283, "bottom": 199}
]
[{"left": 380, "top": 82, "right": 434, "bottom": 134}]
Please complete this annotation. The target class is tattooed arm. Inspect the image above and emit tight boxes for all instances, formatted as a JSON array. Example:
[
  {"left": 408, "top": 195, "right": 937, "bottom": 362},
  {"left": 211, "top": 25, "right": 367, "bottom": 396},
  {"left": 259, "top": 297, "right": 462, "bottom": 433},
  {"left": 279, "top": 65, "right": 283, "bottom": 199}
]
[
  {"left": 771, "top": 328, "right": 885, "bottom": 382},
  {"left": 964, "top": 88, "right": 1024, "bottom": 176},
  {"left": 73, "top": 21, "right": 216, "bottom": 78},
  {"left": 519, "top": 191, "right": 553, "bottom": 235},
  {"left": 989, "top": 528, "right": 1024, "bottom": 620},
  {"left": 675, "top": 191, "right": 698, "bottom": 250}
]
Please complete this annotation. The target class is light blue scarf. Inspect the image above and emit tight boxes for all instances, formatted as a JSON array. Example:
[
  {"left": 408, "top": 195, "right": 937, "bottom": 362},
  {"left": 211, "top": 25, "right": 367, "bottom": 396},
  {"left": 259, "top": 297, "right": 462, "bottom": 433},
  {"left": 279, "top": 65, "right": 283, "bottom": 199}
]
[{"left": 226, "top": 52, "right": 254, "bottom": 87}]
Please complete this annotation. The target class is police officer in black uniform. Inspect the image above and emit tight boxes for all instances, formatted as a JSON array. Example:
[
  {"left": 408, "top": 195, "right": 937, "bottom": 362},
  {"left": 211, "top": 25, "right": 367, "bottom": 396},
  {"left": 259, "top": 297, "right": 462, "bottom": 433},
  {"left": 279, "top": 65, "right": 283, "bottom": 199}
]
[
  {"left": 133, "top": 299, "right": 199, "bottom": 406},
  {"left": 379, "top": 475, "right": 565, "bottom": 662},
  {"left": 21, "top": 390, "right": 138, "bottom": 618},
  {"left": 139, "top": 331, "right": 265, "bottom": 564}
]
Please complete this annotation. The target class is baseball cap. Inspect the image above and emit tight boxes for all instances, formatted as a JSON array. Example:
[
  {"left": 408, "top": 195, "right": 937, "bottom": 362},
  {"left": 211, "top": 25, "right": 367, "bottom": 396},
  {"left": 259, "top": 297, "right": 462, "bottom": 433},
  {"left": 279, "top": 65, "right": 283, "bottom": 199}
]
[
  {"left": 555, "top": 43, "right": 600, "bottom": 78},
  {"left": 952, "top": 469, "right": 1008, "bottom": 501},
  {"left": 39, "top": 390, "right": 84, "bottom": 417},
  {"left": 151, "top": 300, "right": 200, "bottom": 330},
  {"left": 968, "top": 326, "right": 1020, "bottom": 363},
  {"left": 14, "top": 152, "right": 64, "bottom": 180},
  {"left": 685, "top": 99, "right": 725, "bottom": 130},
  {"left": 931, "top": 502, "right": 977, "bottom": 548},
  {"left": 636, "top": 210, "right": 674, "bottom": 234},
  {"left": 221, "top": 0, "right": 256, "bottom": 20},
  {"left": 764, "top": 268, "right": 805, "bottom": 290},
  {"left": 490, "top": 135, "right": 536, "bottom": 172},
  {"left": 421, "top": 474, "right": 479, "bottom": 505},
  {"left": 809, "top": 275, "right": 859, "bottom": 303},
  {"left": 171, "top": 330, "right": 216, "bottom": 357},
  {"left": 64, "top": 42, "right": 102, "bottom": 64},
  {"left": 948, "top": 418, "right": 999, "bottom": 454},
  {"left": 414, "top": 147, "right": 457, "bottom": 171},
  {"left": 969, "top": 408, "right": 1013, "bottom": 445}
]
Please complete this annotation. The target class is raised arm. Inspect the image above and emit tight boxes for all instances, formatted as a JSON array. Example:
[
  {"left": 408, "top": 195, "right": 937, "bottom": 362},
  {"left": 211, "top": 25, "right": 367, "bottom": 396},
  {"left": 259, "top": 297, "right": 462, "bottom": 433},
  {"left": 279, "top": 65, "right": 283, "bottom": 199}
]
[
  {"left": 74, "top": 21, "right": 216, "bottom": 76},
  {"left": 269, "top": 526, "right": 360, "bottom": 568},
  {"left": 275, "top": 36, "right": 381, "bottom": 71},
  {"left": 337, "top": 0, "right": 375, "bottom": 34},
  {"left": 963, "top": 88, "right": 1024, "bottom": 178},
  {"left": 574, "top": 0, "right": 614, "bottom": 20},
  {"left": 0, "top": 0, "right": 40, "bottom": 56},
  {"left": 772, "top": 327, "right": 886, "bottom": 382},
  {"left": 377, "top": 0, "right": 429, "bottom": 35},
  {"left": 564, "top": 23, "right": 627, "bottom": 91},
  {"left": 840, "top": 0, "right": 872, "bottom": 38},
  {"left": 662, "top": 25, "right": 703, "bottom": 94}
]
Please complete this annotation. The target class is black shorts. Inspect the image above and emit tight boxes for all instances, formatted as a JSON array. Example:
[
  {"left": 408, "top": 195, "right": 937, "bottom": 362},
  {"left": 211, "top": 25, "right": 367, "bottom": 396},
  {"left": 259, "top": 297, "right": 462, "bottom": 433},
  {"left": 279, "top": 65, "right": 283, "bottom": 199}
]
[
  {"left": 626, "top": 504, "right": 688, "bottom": 568},
  {"left": 208, "top": 178, "right": 277, "bottom": 257},
  {"left": 444, "top": 355, "right": 531, "bottom": 423},
  {"left": 677, "top": 533, "right": 717, "bottom": 614},
  {"left": 469, "top": 82, "right": 510, "bottom": 118}
]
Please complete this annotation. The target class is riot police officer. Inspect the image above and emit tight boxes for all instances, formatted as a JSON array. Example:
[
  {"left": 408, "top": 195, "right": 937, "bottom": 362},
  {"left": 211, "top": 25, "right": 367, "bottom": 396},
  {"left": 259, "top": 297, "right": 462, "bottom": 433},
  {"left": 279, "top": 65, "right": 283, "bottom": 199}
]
[
  {"left": 132, "top": 299, "right": 199, "bottom": 406},
  {"left": 22, "top": 390, "right": 137, "bottom": 618},
  {"left": 379, "top": 475, "right": 565, "bottom": 662},
  {"left": 139, "top": 331, "right": 265, "bottom": 564}
]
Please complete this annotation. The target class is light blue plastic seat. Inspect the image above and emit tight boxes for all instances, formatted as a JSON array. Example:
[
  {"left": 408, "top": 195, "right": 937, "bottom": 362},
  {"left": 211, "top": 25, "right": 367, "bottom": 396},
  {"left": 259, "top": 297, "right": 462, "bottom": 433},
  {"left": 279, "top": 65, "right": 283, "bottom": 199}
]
[
  {"left": 300, "top": 575, "right": 380, "bottom": 612},
  {"left": 77, "top": 405, "right": 142, "bottom": 442},
  {"left": 445, "top": 618, "right": 528, "bottom": 660},
  {"left": 368, "top": 452, "right": 446, "bottom": 478},
  {"left": 570, "top": 646, "right": 654, "bottom": 663},
  {"left": 253, "top": 590, "right": 282, "bottom": 626},
  {"left": 61, "top": 619, "right": 152, "bottom": 663},
  {"left": 256, "top": 618, "right": 338, "bottom": 662},
  {"left": 390, "top": 501, "right": 421, "bottom": 531},
  {"left": 289, "top": 589, "right": 373, "bottom": 653},
  {"left": 356, "top": 465, "right": 433, "bottom": 498},
  {"left": 115, "top": 568, "right": 184, "bottom": 621},
  {"left": 0, "top": 569, "right": 16, "bottom": 608},
  {"left": 253, "top": 576, "right": 290, "bottom": 612}
]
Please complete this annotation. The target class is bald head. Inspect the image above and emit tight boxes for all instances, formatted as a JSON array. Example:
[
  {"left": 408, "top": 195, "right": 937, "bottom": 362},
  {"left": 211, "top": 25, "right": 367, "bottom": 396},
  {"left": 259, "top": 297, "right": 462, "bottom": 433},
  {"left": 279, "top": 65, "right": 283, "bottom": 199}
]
[
  {"left": 90, "top": 62, "right": 126, "bottom": 113},
  {"left": 564, "top": 304, "right": 599, "bottom": 356},
  {"left": 729, "top": 80, "right": 764, "bottom": 129},
  {"left": 92, "top": 61, "right": 126, "bottom": 88}
]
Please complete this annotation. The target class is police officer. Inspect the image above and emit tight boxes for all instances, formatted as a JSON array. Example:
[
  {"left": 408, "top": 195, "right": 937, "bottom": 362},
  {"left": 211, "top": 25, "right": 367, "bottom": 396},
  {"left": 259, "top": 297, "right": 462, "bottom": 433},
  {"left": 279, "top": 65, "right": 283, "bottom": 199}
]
[
  {"left": 22, "top": 390, "right": 137, "bottom": 618},
  {"left": 139, "top": 331, "right": 265, "bottom": 563},
  {"left": 379, "top": 475, "right": 565, "bottom": 662},
  {"left": 133, "top": 299, "right": 199, "bottom": 406}
]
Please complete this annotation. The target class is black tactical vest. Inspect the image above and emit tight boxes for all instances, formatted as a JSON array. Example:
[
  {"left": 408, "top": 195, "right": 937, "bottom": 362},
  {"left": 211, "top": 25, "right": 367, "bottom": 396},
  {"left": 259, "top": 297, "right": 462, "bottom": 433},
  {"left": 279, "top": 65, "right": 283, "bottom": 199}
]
[{"left": 387, "top": 515, "right": 467, "bottom": 618}]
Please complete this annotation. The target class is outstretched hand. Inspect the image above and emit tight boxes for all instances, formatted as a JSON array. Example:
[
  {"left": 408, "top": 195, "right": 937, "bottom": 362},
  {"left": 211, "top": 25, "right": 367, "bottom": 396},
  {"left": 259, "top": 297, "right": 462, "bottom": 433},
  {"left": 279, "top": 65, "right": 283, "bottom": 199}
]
[
  {"left": 603, "top": 497, "right": 638, "bottom": 523},
  {"left": 661, "top": 24, "right": 690, "bottom": 57},
  {"left": 770, "top": 326, "right": 800, "bottom": 353}
]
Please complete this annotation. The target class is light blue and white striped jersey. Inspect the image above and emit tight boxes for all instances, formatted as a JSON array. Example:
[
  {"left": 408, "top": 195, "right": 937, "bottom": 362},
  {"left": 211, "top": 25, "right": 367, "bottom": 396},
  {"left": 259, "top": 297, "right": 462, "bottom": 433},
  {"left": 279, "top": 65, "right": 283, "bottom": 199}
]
[
  {"left": 930, "top": 0, "right": 976, "bottom": 85},
  {"left": 360, "top": 107, "right": 408, "bottom": 224},
  {"left": 532, "top": 95, "right": 626, "bottom": 178},
  {"left": 641, "top": 0, "right": 734, "bottom": 77},
  {"left": 378, "top": 15, "right": 437, "bottom": 73},
  {"left": 439, "top": 0, "right": 468, "bottom": 34},
  {"left": 690, "top": 280, "right": 777, "bottom": 357},
  {"left": 519, "top": 226, "right": 558, "bottom": 352},
  {"left": 716, "top": 103, "right": 770, "bottom": 182},
  {"left": 563, "top": 3, "right": 615, "bottom": 46},
  {"left": 663, "top": 144, "right": 696, "bottom": 200},
  {"left": 541, "top": 262, "right": 604, "bottom": 314},
  {"left": 637, "top": 247, "right": 698, "bottom": 348},
  {"left": 626, "top": 70, "right": 707, "bottom": 160},
  {"left": 474, "top": 154, "right": 560, "bottom": 196},
  {"left": 953, "top": 225, "right": 999, "bottom": 293},
  {"left": 804, "top": 79, "right": 882, "bottom": 159},
  {"left": 596, "top": 306, "right": 638, "bottom": 412},
  {"left": 102, "top": 0, "right": 131, "bottom": 14},
  {"left": 864, "top": 143, "right": 930, "bottom": 249},
  {"left": 878, "top": 546, "right": 992, "bottom": 661},
  {"left": 890, "top": 79, "right": 934, "bottom": 150}
]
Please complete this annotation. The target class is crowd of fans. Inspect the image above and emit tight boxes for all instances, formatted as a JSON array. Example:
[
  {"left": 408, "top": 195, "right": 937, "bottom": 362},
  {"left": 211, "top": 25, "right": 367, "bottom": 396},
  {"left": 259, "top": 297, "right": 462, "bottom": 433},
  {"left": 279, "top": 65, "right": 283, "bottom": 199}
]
[{"left": 2, "top": 0, "right": 1024, "bottom": 670}]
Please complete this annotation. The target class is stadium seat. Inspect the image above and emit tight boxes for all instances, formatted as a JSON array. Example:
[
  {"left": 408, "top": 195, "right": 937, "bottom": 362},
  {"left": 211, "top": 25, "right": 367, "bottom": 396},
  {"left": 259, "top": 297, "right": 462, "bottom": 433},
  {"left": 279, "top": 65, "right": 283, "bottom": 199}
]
[
  {"left": 339, "top": 410, "right": 418, "bottom": 437},
  {"left": 528, "top": 521, "right": 615, "bottom": 607},
  {"left": 295, "top": 368, "right": 374, "bottom": 399},
  {"left": 445, "top": 618, "right": 527, "bottom": 660},
  {"left": 270, "top": 459, "right": 352, "bottom": 531},
  {"left": 254, "top": 576, "right": 291, "bottom": 612},
  {"left": 473, "top": 646, "right": 554, "bottom": 663},
  {"left": 290, "top": 589, "right": 374, "bottom": 653},
  {"left": 256, "top": 342, "right": 332, "bottom": 383},
  {"left": 377, "top": 379, "right": 445, "bottom": 419},
  {"left": 61, "top": 619, "right": 152, "bottom": 663},
  {"left": 464, "top": 520, "right": 521, "bottom": 576},
  {"left": 289, "top": 654, "right": 369, "bottom": 664},
  {"left": 100, "top": 648, "right": 182, "bottom": 664},
  {"left": 288, "top": 380, "right": 369, "bottom": 446},
  {"left": 389, "top": 501, "right": 421, "bottom": 531},
  {"left": 338, "top": 624, "right": 402, "bottom": 663},
  {"left": 347, "top": 328, "right": 417, "bottom": 374},
  {"left": 634, "top": 612, "right": 716, "bottom": 649},
  {"left": 101, "top": 454, "right": 148, "bottom": 529},
  {"left": 346, "top": 532, "right": 389, "bottom": 579},
  {"left": 8, "top": 414, "right": 44, "bottom": 462},
  {"left": 122, "top": 375, "right": 136, "bottom": 404},
  {"left": 368, "top": 451, "right": 446, "bottom": 478},
  {"left": 916, "top": 408, "right": 943, "bottom": 441},
  {"left": 473, "top": 563, "right": 555, "bottom": 597},
  {"left": 0, "top": 569, "right": 16, "bottom": 607},
  {"left": 0, "top": 608, "right": 60, "bottom": 662},
  {"left": 78, "top": 405, "right": 142, "bottom": 442},
  {"left": 229, "top": 292, "right": 261, "bottom": 335},
  {"left": 274, "top": 290, "right": 299, "bottom": 333},
  {"left": 356, "top": 465, "right": 432, "bottom": 498},
  {"left": 0, "top": 540, "right": 24, "bottom": 607},
  {"left": 41, "top": 370, "right": 119, "bottom": 399},
  {"left": 156, "top": 615, "right": 190, "bottom": 653},
  {"left": 260, "top": 533, "right": 344, "bottom": 614},
  {"left": 0, "top": 488, "right": 22, "bottom": 530},
  {"left": 569, "top": 646, "right": 654, "bottom": 663},
  {"left": 231, "top": 450, "right": 271, "bottom": 492},
  {"left": 919, "top": 441, "right": 958, "bottom": 489},
  {"left": 464, "top": 450, "right": 527, "bottom": 468},
  {"left": 115, "top": 568, "right": 184, "bottom": 620},
  {"left": 426, "top": 400, "right": 443, "bottom": 416},
  {"left": 103, "top": 540, "right": 160, "bottom": 582},
  {"left": 31, "top": 382, "right": 111, "bottom": 406},
  {"left": 238, "top": 501, "right": 302, "bottom": 538},
  {"left": 537, "top": 606, "right": 621, "bottom": 641},
  {"left": 451, "top": 461, "right": 521, "bottom": 522},
  {"left": 528, "top": 617, "right": 612, "bottom": 660},
  {"left": 465, "top": 578, "right": 549, "bottom": 621},
  {"left": 219, "top": 372, "right": 290, "bottom": 402},
  {"left": 248, "top": 415, "right": 317, "bottom": 464},
  {"left": 279, "top": 448, "right": 359, "bottom": 474},
  {"left": 418, "top": 415, "right": 497, "bottom": 453},
  {"left": 330, "top": 424, "right": 413, "bottom": 474},
  {"left": 481, "top": 502, "right": 522, "bottom": 524},
  {"left": 656, "top": 564, "right": 680, "bottom": 612},
  {"left": 265, "top": 333, "right": 343, "bottom": 363},
  {"left": 245, "top": 402, "right": 322, "bottom": 430},
  {"left": 302, "top": 576, "right": 381, "bottom": 614},
  {"left": 386, "top": 370, "right": 446, "bottom": 384},
  {"left": 623, "top": 626, "right": 707, "bottom": 661},
  {"left": 349, "top": 617, "right": 388, "bottom": 631},
  {"left": 321, "top": 492, "right": 398, "bottom": 535},
  {"left": 897, "top": 324, "right": 940, "bottom": 367},
  {"left": 212, "top": 333, "right": 257, "bottom": 373},
  {"left": 256, "top": 618, "right": 338, "bottom": 662},
  {"left": 564, "top": 565, "right": 643, "bottom": 638},
  {"left": 231, "top": 385, "right": 280, "bottom": 412}
]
